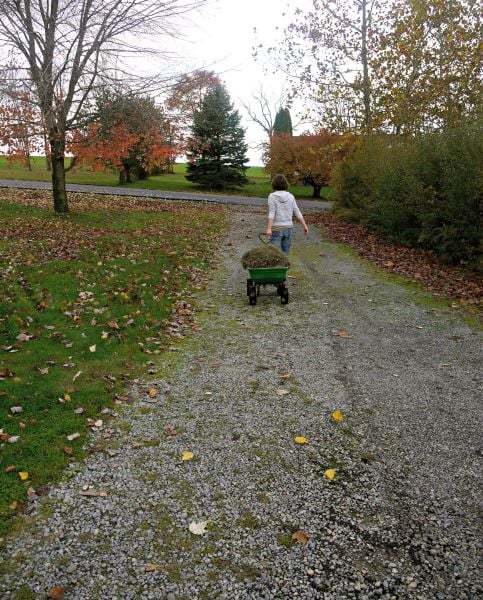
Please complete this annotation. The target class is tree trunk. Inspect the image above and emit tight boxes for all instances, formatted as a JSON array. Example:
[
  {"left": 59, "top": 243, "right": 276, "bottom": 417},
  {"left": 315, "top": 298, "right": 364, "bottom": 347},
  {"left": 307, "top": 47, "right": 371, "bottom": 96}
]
[
  {"left": 44, "top": 133, "right": 51, "bottom": 171},
  {"left": 312, "top": 185, "right": 322, "bottom": 198},
  {"left": 361, "top": 0, "right": 372, "bottom": 133},
  {"left": 119, "top": 164, "right": 131, "bottom": 184},
  {"left": 49, "top": 127, "right": 69, "bottom": 213}
]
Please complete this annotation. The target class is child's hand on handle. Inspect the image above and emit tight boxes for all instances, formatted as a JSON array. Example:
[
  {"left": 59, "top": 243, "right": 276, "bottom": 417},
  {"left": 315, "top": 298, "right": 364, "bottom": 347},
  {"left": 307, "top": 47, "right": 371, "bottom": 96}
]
[{"left": 266, "top": 228, "right": 272, "bottom": 238}]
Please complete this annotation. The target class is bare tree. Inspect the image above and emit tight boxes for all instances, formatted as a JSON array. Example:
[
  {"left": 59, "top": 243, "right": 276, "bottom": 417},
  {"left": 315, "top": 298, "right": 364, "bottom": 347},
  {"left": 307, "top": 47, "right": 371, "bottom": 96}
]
[
  {"left": 0, "top": 0, "right": 210, "bottom": 212},
  {"left": 241, "top": 85, "right": 287, "bottom": 139},
  {"left": 257, "top": 0, "right": 377, "bottom": 134}
]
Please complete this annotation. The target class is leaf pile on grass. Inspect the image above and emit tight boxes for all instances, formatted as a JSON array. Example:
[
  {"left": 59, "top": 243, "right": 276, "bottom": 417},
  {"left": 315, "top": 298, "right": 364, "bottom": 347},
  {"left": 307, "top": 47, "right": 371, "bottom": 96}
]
[
  {"left": 0, "top": 192, "right": 227, "bottom": 536},
  {"left": 307, "top": 212, "right": 482, "bottom": 310},
  {"left": 241, "top": 245, "right": 290, "bottom": 269}
]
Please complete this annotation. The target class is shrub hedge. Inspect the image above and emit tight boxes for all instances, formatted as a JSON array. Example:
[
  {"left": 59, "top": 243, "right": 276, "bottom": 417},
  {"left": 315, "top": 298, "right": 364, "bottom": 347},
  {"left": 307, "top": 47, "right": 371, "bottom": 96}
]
[{"left": 332, "top": 121, "right": 482, "bottom": 267}]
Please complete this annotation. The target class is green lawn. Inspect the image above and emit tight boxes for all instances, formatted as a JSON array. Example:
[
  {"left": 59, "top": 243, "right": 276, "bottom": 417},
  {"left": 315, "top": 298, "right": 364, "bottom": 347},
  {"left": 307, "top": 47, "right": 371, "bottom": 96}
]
[
  {"left": 0, "top": 156, "right": 332, "bottom": 200},
  {"left": 0, "top": 192, "right": 226, "bottom": 536}
]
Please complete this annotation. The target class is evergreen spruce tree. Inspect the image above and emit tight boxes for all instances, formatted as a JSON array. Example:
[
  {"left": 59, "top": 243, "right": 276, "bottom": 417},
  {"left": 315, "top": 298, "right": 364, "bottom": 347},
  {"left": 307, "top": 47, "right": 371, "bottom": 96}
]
[
  {"left": 186, "top": 84, "right": 249, "bottom": 189},
  {"left": 273, "top": 107, "right": 293, "bottom": 135}
]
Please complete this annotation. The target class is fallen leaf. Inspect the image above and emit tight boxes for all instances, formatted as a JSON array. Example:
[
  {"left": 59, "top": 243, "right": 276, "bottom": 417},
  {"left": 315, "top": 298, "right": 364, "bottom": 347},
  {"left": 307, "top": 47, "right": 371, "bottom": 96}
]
[
  {"left": 10, "top": 406, "right": 23, "bottom": 414},
  {"left": 295, "top": 436, "right": 309, "bottom": 445},
  {"left": 165, "top": 425, "right": 177, "bottom": 436},
  {"left": 148, "top": 388, "right": 157, "bottom": 398},
  {"left": 182, "top": 451, "right": 194, "bottom": 461},
  {"left": 66, "top": 432, "right": 80, "bottom": 442},
  {"left": 16, "top": 333, "right": 33, "bottom": 342},
  {"left": 335, "top": 331, "right": 352, "bottom": 339},
  {"left": 144, "top": 563, "right": 160, "bottom": 573},
  {"left": 5, "top": 465, "right": 16, "bottom": 473},
  {"left": 79, "top": 489, "right": 107, "bottom": 497},
  {"left": 331, "top": 410, "right": 345, "bottom": 422},
  {"left": 276, "top": 389, "right": 290, "bottom": 396},
  {"left": 73, "top": 407, "right": 85, "bottom": 414},
  {"left": 324, "top": 469, "right": 336, "bottom": 480},
  {"left": 72, "top": 370, "right": 82, "bottom": 381},
  {"left": 189, "top": 520, "right": 209, "bottom": 535},
  {"left": 292, "top": 530, "right": 309, "bottom": 545},
  {"left": 9, "top": 500, "right": 18, "bottom": 510},
  {"left": 19, "top": 471, "right": 29, "bottom": 481},
  {"left": 47, "top": 586, "right": 66, "bottom": 599},
  {"left": 8, "top": 435, "right": 20, "bottom": 443},
  {"left": 89, "top": 345, "right": 96, "bottom": 352}
]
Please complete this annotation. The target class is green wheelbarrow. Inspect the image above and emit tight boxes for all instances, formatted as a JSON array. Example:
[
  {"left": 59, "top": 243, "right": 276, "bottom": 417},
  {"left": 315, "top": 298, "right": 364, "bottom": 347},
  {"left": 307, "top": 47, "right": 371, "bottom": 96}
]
[{"left": 246, "top": 235, "right": 289, "bottom": 306}]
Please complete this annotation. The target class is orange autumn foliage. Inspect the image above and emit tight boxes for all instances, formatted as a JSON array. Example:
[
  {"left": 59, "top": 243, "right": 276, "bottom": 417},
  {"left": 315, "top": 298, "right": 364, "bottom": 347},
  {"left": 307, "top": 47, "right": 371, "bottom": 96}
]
[{"left": 265, "top": 131, "right": 354, "bottom": 197}]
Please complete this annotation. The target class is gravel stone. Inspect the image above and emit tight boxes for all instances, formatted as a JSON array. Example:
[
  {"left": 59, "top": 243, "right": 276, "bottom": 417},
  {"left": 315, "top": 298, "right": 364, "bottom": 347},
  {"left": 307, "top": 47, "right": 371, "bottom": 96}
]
[{"left": 0, "top": 207, "right": 481, "bottom": 600}]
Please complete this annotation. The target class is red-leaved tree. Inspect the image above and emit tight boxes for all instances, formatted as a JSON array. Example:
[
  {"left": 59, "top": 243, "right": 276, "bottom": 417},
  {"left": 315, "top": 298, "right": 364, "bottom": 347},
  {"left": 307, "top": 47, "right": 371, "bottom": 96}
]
[
  {"left": 0, "top": 91, "right": 43, "bottom": 169},
  {"left": 70, "top": 91, "right": 179, "bottom": 184}
]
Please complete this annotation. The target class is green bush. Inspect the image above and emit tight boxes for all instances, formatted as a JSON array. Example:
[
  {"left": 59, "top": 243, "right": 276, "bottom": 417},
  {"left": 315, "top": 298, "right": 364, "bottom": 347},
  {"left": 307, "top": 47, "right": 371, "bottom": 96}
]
[{"left": 332, "top": 121, "right": 482, "bottom": 266}]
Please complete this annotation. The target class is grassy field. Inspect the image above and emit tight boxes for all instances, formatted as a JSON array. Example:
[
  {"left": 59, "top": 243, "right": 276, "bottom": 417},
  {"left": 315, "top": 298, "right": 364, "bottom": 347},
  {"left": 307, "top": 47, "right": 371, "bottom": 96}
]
[
  {"left": 0, "top": 156, "right": 333, "bottom": 200},
  {"left": 0, "top": 190, "right": 227, "bottom": 536}
]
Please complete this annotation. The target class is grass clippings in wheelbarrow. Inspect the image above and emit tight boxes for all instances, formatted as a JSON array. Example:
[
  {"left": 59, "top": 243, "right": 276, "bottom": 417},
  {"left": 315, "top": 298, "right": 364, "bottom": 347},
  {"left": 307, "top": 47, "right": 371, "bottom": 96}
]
[{"left": 241, "top": 245, "right": 291, "bottom": 269}]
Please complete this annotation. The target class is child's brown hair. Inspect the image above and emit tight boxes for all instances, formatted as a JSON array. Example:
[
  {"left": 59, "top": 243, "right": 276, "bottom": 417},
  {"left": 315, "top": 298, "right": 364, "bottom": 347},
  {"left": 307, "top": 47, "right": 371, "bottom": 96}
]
[{"left": 271, "top": 174, "right": 289, "bottom": 191}]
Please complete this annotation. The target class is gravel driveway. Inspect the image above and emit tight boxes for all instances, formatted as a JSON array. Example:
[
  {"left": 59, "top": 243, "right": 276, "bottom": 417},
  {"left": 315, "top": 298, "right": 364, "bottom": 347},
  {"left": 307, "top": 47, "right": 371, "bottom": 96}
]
[{"left": 1, "top": 208, "right": 481, "bottom": 600}]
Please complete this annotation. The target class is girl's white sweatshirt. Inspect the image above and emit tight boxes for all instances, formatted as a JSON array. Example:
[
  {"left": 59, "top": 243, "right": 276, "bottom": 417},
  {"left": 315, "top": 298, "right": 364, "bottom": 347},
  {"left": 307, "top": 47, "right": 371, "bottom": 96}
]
[{"left": 268, "top": 191, "right": 303, "bottom": 228}]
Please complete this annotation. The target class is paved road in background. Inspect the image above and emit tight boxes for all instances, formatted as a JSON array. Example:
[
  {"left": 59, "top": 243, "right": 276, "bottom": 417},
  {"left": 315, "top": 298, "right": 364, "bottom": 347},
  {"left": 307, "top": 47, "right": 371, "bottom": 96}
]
[{"left": 0, "top": 179, "right": 331, "bottom": 211}]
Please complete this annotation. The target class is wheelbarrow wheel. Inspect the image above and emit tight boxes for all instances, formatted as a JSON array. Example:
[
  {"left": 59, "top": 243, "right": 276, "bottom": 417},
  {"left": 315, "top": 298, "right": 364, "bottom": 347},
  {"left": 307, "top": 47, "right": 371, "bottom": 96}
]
[
  {"left": 281, "top": 286, "right": 289, "bottom": 305},
  {"left": 248, "top": 285, "right": 257, "bottom": 305}
]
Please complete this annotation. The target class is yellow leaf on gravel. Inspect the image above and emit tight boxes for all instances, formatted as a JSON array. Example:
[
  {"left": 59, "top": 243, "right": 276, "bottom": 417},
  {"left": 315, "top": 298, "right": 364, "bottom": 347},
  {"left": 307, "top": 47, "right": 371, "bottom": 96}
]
[
  {"left": 19, "top": 471, "right": 29, "bottom": 481},
  {"left": 182, "top": 451, "right": 194, "bottom": 461},
  {"left": 148, "top": 388, "right": 157, "bottom": 398},
  {"left": 295, "top": 436, "right": 309, "bottom": 445},
  {"left": 324, "top": 469, "right": 336, "bottom": 480},
  {"left": 331, "top": 410, "right": 345, "bottom": 422}
]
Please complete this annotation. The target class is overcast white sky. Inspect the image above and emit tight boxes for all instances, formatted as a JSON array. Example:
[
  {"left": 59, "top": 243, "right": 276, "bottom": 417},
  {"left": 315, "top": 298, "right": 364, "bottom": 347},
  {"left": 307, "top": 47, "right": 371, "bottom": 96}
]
[{"left": 178, "top": 0, "right": 314, "bottom": 165}]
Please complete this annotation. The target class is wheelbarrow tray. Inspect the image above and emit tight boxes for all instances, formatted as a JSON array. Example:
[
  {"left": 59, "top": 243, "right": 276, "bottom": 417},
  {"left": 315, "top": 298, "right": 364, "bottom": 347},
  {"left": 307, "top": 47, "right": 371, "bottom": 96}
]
[{"left": 247, "top": 266, "right": 288, "bottom": 284}]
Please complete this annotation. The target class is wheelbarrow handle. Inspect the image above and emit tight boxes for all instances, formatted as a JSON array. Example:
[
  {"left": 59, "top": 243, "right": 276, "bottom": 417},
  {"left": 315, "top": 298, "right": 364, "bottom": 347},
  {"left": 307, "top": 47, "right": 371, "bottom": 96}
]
[{"left": 258, "top": 233, "right": 269, "bottom": 244}]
